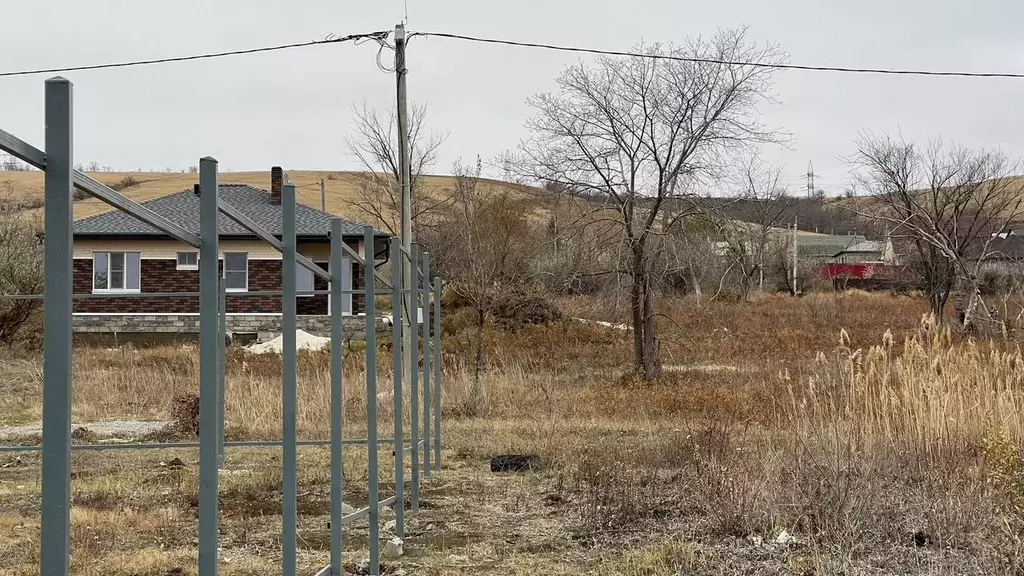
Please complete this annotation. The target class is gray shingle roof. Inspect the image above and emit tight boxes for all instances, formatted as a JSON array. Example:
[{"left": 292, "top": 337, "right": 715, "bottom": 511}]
[{"left": 74, "top": 184, "right": 377, "bottom": 239}]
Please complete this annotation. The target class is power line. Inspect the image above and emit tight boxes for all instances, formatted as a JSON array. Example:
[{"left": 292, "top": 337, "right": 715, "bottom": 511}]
[
  {"left": 7, "top": 28, "right": 1023, "bottom": 81},
  {"left": 409, "top": 31, "right": 1024, "bottom": 79},
  {"left": 0, "top": 31, "right": 391, "bottom": 78}
]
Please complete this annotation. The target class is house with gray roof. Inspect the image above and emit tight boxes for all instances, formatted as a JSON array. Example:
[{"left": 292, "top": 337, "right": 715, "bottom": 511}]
[
  {"left": 72, "top": 167, "right": 387, "bottom": 341},
  {"left": 796, "top": 233, "right": 895, "bottom": 264}
]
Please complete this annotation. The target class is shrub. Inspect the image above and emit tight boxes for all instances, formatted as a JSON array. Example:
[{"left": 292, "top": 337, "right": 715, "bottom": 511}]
[
  {"left": 492, "top": 294, "right": 562, "bottom": 327},
  {"left": 0, "top": 200, "right": 43, "bottom": 345},
  {"left": 110, "top": 175, "right": 139, "bottom": 191}
]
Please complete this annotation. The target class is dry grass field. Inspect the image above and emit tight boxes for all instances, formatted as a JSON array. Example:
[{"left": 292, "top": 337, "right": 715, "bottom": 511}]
[
  {"left": 4, "top": 293, "right": 1024, "bottom": 574},
  {"left": 0, "top": 170, "right": 560, "bottom": 224}
]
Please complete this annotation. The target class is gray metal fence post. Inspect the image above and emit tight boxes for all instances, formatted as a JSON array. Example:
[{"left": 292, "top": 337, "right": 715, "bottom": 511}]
[
  {"left": 198, "top": 156, "right": 220, "bottom": 576},
  {"left": 421, "top": 253, "right": 431, "bottom": 476},
  {"left": 282, "top": 184, "right": 298, "bottom": 576},
  {"left": 364, "top": 226, "right": 380, "bottom": 575},
  {"left": 218, "top": 280, "right": 226, "bottom": 467},
  {"left": 329, "top": 219, "right": 345, "bottom": 576},
  {"left": 41, "top": 76, "right": 73, "bottom": 576},
  {"left": 433, "top": 277, "right": 442, "bottom": 470},
  {"left": 391, "top": 238, "right": 405, "bottom": 538},
  {"left": 409, "top": 245, "right": 420, "bottom": 511}
]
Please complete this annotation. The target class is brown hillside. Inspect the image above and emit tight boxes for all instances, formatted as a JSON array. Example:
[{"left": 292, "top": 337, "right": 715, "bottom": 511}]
[{"left": 0, "top": 170, "right": 562, "bottom": 225}]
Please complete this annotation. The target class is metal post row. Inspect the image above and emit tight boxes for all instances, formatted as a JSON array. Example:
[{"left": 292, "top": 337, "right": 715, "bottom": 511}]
[{"left": 0, "top": 77, "right": 446, "bottom": 576}]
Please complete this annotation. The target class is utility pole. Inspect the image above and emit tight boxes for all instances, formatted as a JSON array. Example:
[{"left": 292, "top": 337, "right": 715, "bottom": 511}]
[
  {"left": 320, "top": 177, "right": 326, "bottom": 212},
  {"left": 791, "top": 216, "right": 798, "bottom": 295},
  {"left": 395, "top": 23, "right": 414, "bottom": 399}
]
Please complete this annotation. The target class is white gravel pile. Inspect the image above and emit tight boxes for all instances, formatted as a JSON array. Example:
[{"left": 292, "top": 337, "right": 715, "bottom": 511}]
[{"left": 246, "top": 329, "right": 333, "bottom": 354}]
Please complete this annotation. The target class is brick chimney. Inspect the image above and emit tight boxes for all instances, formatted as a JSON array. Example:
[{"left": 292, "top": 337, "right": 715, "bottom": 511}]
[{"left": 270, "top": 166, "right": 283, "bottom": 205}]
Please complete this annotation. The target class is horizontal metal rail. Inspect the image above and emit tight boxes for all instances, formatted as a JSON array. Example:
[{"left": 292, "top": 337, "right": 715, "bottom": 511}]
[
  {"left": 313, "top": 493, "right": 404, "bottom": 576},
  {"left": 393, "top": 243, "right": 425, "bottom": 276},
  {"left": 0, "top": 438, "right": 408, "bottom": 453},
  {"left": 0, "top": 127, "right": 202, "bottom": 247},
  {"left": 341, "top": 495, "right": 398, "bottom": 525},
  {"left": 217, "top": 200, "right": 331, "bottom": 282},
  {"left": 338, "top": 238, "right": 393, "bottom": 290}
]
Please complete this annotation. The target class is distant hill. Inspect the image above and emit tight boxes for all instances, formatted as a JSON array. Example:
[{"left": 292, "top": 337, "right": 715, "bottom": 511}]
[
  {"left": 0, "top": 170, "right": 561, "bottom": 226},
  {"left": 709, "top": 196, "right": 882, "bottom": 237}
]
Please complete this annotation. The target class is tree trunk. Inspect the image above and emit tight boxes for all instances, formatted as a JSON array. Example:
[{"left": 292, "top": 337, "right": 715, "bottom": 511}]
[
  {"left": 472, "top": 307, "right": 485, "bottom": 409},
  {"left": 689, "top": 265, "right": 702, "bottom": 304},
  {"left": 641, "top": 266, "right": 660, "bottom": 381},
  {"left": 929, "top": 276, "right": 952, "bottom": 323},
  {"left": 962, "top": 287, "right": 982, "bottom": 331},
  {"left": 630, "top": 251, "right": 645, "bottom": 376},
  {"left": 930, "top": 290, "right": 946, "bottom": 323},
  {"left": 629, "top": 238, "right": 661, "bottom": 381}
]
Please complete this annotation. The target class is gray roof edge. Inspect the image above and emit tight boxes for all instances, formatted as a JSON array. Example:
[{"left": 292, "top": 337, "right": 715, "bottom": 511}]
[{"left": 73, "top": 184, "right": 388, "bottom": 239}]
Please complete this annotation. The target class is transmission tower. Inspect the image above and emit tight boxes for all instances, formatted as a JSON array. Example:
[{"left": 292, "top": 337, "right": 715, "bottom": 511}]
[{"left": 806, "top": 161, "right": 815, "bottom": 198}]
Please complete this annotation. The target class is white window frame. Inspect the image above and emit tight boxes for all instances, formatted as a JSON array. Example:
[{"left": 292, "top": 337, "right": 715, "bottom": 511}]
[
  {"left": 176, "top": 251, "right": 199, "bottom": 270},
  {"left": 223, "top": 252, "right": 249, "bottom": 292},
  {"left": 92, "top": 251, "right": 141, "bottom": 293},
  {"left": 297, "top": 265, "right": 315, "bottom": 297}
]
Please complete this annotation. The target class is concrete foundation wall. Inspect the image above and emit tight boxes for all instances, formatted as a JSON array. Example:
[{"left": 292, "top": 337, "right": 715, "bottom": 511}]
[{"left": 73, "top": 314, "right": 385, "bottom": 343}]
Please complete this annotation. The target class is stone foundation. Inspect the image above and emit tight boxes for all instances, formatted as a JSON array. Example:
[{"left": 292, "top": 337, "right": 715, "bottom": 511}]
[{"left": 73, "top": 314, "right": 385, "bottom": 343}]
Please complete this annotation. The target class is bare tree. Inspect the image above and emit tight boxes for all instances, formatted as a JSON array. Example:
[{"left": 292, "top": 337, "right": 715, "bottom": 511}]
[
  {"left": 346, "top": 102, "right": 449, "bottom": 237},
  {"left": 717, "top": 159, "right": 791, "bottom": 299},
  {"left": 853, "top": 134, "right": 1024, "bottom": 328},
  {"left": 0, "top": 187, "right": 43, "bottom": 344},
  {"left": 421, "top": 157, "right": 543, "bottom": 410},
  {"left": 520, "top": 30, "right": 782, "bottom": 380}
]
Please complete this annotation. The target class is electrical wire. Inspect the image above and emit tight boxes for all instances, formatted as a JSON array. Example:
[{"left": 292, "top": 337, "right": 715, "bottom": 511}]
[
  {"left": 0, "top": 31, "right": 391, "bottom": 78},
  {"left": 409, "top": 31, "right": 1024, "bottom": 79},
  {"left": 7, "top": 28, "right": 1022, "bottom": 81}
]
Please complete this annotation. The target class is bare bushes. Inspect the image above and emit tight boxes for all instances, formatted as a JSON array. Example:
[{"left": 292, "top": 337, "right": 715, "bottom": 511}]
[{"left": 0, "top": 200, "right": 43, "bottom": 345}]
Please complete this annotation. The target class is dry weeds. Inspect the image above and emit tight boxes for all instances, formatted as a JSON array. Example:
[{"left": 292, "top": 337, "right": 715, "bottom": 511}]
[{"left": 3, "top": 293, "right": 1023, "bottom": 574}]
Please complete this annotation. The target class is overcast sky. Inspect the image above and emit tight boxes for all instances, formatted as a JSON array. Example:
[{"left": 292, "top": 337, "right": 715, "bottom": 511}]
[{"left": 3, "top": 0, "right": 1023, "bottom": 195}]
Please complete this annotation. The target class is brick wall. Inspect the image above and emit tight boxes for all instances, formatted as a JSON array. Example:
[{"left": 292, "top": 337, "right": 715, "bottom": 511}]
[
  {"left": 73, "top": 242, "right": 365, "bottom": 315},
  {"left": 73, "top": 313, "right": 385, "bottom": 341}
]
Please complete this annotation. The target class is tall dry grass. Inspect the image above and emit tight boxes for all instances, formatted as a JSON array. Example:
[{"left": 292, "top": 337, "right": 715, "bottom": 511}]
[{"left": 793, "top": 315, "right": 1024, "bottom": 451}]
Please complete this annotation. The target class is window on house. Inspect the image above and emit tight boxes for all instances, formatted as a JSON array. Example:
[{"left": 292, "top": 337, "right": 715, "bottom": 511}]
[
  {"left": 176, "top": 251, "right": 198, "bottom": 270},
  {"left": 297, "top": 266, "right": 314, "bottom": 297},
  {"left": 224, "top": 252, "right": 248, "bottom": 291},
  {"left": 342, "top": 258, "right": 353, "bottom": 314},
  {"left": 93, "top": 252, "right": 141, "bottom": 292}
]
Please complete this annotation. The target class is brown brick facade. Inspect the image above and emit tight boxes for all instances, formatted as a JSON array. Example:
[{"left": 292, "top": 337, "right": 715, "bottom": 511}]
[{"left": 73, "top": 248, "right": 366, "bottom": 315}]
